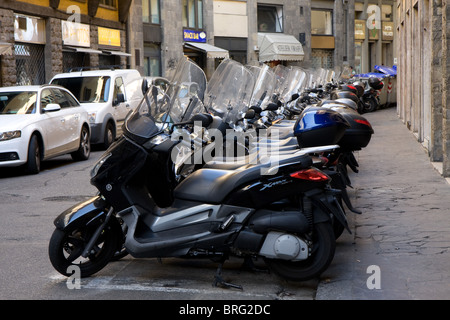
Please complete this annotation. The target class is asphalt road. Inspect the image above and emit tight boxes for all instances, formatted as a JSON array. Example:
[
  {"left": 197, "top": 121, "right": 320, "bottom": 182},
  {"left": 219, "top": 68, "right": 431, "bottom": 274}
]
[{"left": 0, "top": 147, "right": 321, "bottom": 302}]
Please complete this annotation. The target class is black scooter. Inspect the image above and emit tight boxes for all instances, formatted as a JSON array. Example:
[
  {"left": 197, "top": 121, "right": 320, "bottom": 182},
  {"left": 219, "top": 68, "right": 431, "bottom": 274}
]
[{"left": 48, "top": 58, "right": 349, "bottom": 287}]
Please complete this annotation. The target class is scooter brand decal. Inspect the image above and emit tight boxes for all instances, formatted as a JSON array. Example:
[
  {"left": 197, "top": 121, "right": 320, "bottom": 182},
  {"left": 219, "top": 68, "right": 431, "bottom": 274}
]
[{"left": 260, "top": 179, "right": 291, "bottom": 191}]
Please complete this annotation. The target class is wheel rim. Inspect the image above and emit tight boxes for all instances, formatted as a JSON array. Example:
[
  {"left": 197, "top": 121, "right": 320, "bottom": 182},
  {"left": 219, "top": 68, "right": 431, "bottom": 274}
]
[
  {"left": 81, "top": 129, "right": 90, "bottom": 157},
  {"left": 62, "top": 229, "right": 106, "bottom": 266},
  {"left": 106, "top": 126, "right": 114, "bottom": 146},
  {"left": 34, "top": 143, "right": 41, "bottom": 171}
]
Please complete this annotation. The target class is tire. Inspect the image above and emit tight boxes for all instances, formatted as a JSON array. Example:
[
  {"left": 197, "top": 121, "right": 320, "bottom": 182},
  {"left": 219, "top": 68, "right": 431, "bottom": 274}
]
[
  {"left": 71, "top": 126, "right": 91, "bottom": 161},
  {"left": 363, "top": 97, "right": 378, "bottom": 113},
  {"left": 48, "top": 220, "right": 119, "bottom": 278},
  {"left": 25, "top": 135, "right": 41, "bottom": 174},
  {"left": 102, "top": 122, "right": 115, "bottom": 150},
  {"left": 264, "top": 222, "right": 336, "bottom": 281}
]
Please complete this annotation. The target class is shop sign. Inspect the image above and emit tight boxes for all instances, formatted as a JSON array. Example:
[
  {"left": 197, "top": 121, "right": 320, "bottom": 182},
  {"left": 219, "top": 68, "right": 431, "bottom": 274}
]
[
  {"left": 382, "top": 22, "right": 394, "bottom": 41},
  {"left": 368, "top": 27, "right": 379, "bottom": 40},
  {"left": 98, "top": 27, "right": 121, "bottom": 47},
  {"left": 62, "top": 21, "right": 90, "bottom": 47},
  {"left": 354, "top": 20, "right": 366, "bottom": 40},
  {"left": 14, "top": 14, "right": 46, "bottom": 44},
  {"left": 183, "top": 29, "right": 207, "bottom": 43}
]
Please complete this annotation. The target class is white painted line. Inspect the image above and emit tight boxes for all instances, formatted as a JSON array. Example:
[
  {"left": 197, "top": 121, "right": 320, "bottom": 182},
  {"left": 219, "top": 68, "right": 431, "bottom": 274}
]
[{"left": 48, "top": 273, "right": 271, "bottom": 298}]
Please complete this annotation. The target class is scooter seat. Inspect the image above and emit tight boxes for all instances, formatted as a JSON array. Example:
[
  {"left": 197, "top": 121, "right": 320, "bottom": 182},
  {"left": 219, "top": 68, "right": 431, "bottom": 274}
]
[{"left": 174, "top": 152, "right": 313, "bottom": 204}]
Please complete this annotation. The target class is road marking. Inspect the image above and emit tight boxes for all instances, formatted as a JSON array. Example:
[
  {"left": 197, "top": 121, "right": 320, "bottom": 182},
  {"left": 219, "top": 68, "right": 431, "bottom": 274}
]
[{"left": 48, "top": 273, "right": 271, "bottom": 298}]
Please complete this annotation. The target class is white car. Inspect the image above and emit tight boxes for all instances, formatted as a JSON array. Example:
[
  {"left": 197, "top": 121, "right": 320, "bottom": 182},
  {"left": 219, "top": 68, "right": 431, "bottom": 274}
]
[
  {"left": 50, "top": 69, "right": 144, "bottom": 149},
  {"left": 0, "top": 84, "right": 91, "bottom": 174}
]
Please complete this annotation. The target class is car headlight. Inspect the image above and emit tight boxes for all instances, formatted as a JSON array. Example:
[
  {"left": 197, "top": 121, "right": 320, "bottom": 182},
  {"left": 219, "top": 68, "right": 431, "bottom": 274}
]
[
  {"left": 90, "top": 152, "right": 112, "bottom": 178},
  {"left": 88, "top": 112, "right": 97, "bottom": 123},
  {"left": 0, "top": 130, "right": 21, "bottom": 141}
]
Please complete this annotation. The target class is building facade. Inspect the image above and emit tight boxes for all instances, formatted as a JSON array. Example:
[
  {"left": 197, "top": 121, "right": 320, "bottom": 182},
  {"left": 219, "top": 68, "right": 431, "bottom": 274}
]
[
  {"left": 129, "top": 0, "right": 359, "bottom": 79},
  {"left": 396, "top": 0, "right": 450, "bottom": 177},
  {"left": 0, "top": 1, "right": 397, "bottom": 87},
  {"left": 0, "top": 0, "right": 132, "bottom": 87},
  {"left": 354, "top": 0, "right": 396, "bottom": 74}
]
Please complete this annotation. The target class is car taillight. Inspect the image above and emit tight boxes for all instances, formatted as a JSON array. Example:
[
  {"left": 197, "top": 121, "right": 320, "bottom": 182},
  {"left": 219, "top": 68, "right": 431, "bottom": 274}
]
[{"left": 290, "top": 168, "right": 330, "bottom": 181}]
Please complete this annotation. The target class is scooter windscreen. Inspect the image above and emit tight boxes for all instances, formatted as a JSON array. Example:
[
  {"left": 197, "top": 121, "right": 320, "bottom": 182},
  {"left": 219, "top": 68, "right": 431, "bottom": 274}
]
[
  {"left": 124, "top": 86, "right": 171, "bottom": 143},
  {"left": 204, "top": 59, "right": 255, "bottom": 128},
  {"left": 247, "top": 64, "right": 276, "bottom": 110},
  {"left": 278, "top": 66, "right": 307, "bottom": 104},
  {"left": 125, "top": 57, "right": 207, "bottom": 144}
]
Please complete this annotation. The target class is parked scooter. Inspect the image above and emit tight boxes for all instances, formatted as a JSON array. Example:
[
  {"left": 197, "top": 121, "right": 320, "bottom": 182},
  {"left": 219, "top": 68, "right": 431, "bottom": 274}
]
[
  {"left": 48, "top": 58, "right": 350, "bottom": 287},
  {"left": 241, "top": 64, "right": 374, "bottom": 238}
]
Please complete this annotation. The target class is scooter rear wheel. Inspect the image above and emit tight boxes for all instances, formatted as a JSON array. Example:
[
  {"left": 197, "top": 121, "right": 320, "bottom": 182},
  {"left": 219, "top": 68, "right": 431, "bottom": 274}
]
[
  {"left": 264, "top": 222, "right": 336, "bottom": 281},
  {"left": 48, "top": 221, "right": 119, "bottom": 278}
]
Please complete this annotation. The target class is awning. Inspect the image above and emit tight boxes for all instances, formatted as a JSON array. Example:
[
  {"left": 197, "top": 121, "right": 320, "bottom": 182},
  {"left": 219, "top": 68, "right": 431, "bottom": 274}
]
[
  {"left": 102, "top": 50, "right": 132, "bottom": 57},
  {"left": 0, "top": 42, "right": 13, "bottom": 55},
  {"left": 63, "top": 46, "right": 103, "bottom": 54},
  {"left": 257, "top": 33, "right": 304, "bottom": 62},
  {"left": 184, "top": 42, "right": 229, "bottom": 59}
]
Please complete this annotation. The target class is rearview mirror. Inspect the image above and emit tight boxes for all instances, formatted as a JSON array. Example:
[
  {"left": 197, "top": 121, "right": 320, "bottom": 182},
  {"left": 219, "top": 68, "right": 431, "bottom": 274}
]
[
  {"left": 141, "top": 78, "right": 149, "bottom": 95},
  {"left": 266, "top": 103, "right": 279, "bottom": 111},
  {"left": 113, "top": 93, "right": 125, "bottom": 106},
  {"left": 244, "top": 109, "right": 256, "bottom": 119},
  {"left": 43, "top": 103, "right": 61, "bottom": 113}
]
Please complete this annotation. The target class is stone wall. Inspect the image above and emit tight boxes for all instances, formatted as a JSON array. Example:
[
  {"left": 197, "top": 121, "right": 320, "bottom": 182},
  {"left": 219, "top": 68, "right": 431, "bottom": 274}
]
[
  {"left": 442, "top": 0, "right": 450, "bottom": 175},
  {"left": 397, "top": 0, "right": 450, "bottom": 177},
  {"left": 45, "top": 17, "right": 63, "bottom": 83},
  {"left": 0, "top": 8, "right": 16, "bottom": 86},
  {"left": 160, "top": 0, "right": 184, "bottom": 76}
]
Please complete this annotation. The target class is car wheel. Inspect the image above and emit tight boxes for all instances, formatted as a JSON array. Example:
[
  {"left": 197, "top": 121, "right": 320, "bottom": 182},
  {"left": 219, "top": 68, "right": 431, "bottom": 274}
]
[
  {"left": 102, "top": 122, "right": 115, "bottom": 150},
  {"left": 25, "top": 135, "right": 41, "bottom": 174},
  {"left": 71, "top": 126, "right": 91, "bottom": 161}
]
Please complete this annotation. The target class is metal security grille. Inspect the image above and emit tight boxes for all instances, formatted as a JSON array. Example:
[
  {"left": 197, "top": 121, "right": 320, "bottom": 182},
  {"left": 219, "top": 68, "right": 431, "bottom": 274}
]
[
  {"left": 63, "top": 51, "right": 87, "bottom": 72},
  {"left": 15, "top": 43, "right": 45, "bottom": 85},
  {"left": 311, "top": 49, "right": 334, "bottom": 69}
]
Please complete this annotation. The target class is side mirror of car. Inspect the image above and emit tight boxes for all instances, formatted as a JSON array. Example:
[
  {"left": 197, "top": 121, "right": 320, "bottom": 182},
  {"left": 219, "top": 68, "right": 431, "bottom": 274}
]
[
  {"left": 42, "top": 103, "right": 61, "bottom": 113},
  {"left": 113, "top": 93, "right": 125, "bottom": 106}
]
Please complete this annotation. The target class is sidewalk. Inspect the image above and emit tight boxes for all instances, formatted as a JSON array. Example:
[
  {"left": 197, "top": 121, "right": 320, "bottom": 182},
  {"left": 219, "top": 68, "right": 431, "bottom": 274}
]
[{"left": 316, "top": 107, "right": 450, "bottom": 300}]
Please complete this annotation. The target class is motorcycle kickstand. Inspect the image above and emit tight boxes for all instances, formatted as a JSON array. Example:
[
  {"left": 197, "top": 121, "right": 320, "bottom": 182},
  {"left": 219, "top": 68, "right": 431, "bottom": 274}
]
[{"left": 213, "top": 260, "right": 243, "bottom": 291}]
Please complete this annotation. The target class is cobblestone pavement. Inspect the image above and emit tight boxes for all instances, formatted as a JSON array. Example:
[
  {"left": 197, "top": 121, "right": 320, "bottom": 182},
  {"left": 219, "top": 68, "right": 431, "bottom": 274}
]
[{"left": 316, "top": 106, "right": 450, "bottom": 300}]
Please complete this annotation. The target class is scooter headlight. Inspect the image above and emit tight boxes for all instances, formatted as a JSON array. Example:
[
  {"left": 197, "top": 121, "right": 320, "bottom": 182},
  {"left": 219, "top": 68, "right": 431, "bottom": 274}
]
[
  {"left": 143, "top": 133, "right": 170, "bottom": 149},
  {"left": 90, "top": 152, "right": 112, "bottom": 178},
  {"left": 149, "top": 133, "right": 170, "bottom": 146}
]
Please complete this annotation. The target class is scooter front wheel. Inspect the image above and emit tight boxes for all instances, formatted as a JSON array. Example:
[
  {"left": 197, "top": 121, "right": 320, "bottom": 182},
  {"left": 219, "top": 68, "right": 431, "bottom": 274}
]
[
  {"left": 48, "top": 221, "right": 119, "bottom": 278},
  {"left": 264, "top": 222, "right": 336, "bottom": 281}
]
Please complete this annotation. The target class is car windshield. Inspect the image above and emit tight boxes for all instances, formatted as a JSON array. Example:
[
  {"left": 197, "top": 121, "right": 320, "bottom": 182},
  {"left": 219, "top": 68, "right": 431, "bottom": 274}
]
[
  {"left": 0, "top": 91, "right": 37, "bottom": 114},
  {"left": 51, "top": 76, "right": 110, "bottom": 103}
]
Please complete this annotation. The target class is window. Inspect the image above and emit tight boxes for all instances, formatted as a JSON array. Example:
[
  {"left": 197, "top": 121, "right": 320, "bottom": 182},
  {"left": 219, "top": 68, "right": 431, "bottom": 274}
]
[
  {"left": 0, "top": 91, "right": 37, "bottom": 114},
  {"left": 51, "top": 76, "right": 111, "bottom": 103},
  {"left": 40, "top": 89, "right": 56, "bottom": 109},
  {"left": 100, "top": 0, "right": 116, "bottom": 8},
  {"left": 144, "top": 43, "right": 161, "bottom": 76},
  {"left": 257, "top": 5, "right": 283, "bottom": 33},
  {"left": 113, "top": 77, "right": 126, "bottom": 102},
  {"left": 311, "top": 10, "right": 333, "bottom": 35},
  {"left": 183, "top": 0, "right": 203, "bottom": 29},
  {"left": 52, "top": 88, "right": 80, "bottom": 108},
  {"left": 143, "top": 0, "right": 160, "bottom": 24}
]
